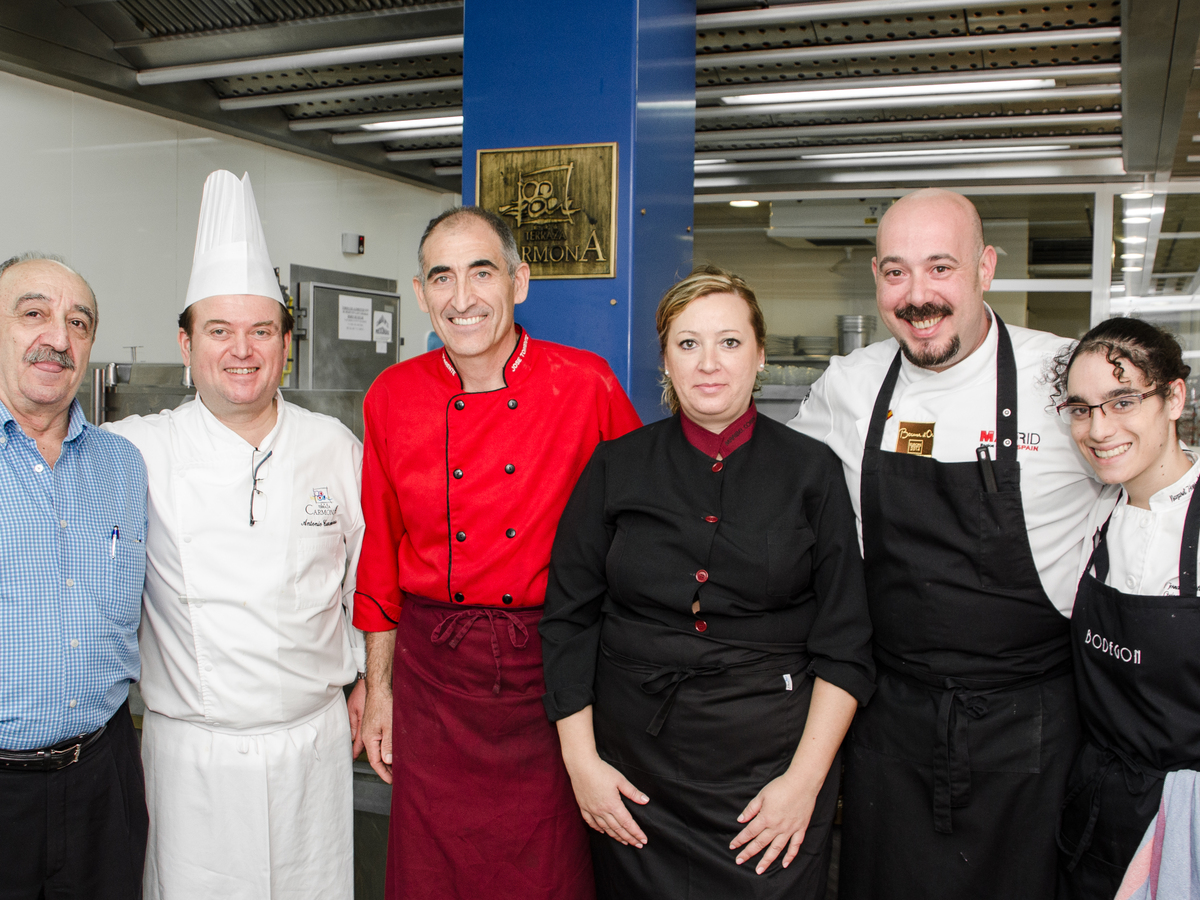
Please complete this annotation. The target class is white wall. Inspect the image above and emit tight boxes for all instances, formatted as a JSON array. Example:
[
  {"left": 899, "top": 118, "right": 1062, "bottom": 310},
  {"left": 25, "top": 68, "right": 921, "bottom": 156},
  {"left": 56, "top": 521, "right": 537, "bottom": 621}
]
[{"left": 0, "top": 70, "right": 455, "bottom": 364}]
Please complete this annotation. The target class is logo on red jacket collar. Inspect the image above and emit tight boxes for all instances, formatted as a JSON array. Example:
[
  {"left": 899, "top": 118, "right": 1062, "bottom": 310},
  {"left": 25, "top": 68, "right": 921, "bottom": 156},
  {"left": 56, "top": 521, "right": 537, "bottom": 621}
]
[
  {"left": 509, "top": 330, "right": 530, "bottom": 374},
  {"left": 441, "top": 351, "right": 457, "bottom": 378},
  {"left": 979, "top": 429, "right": 1041, "bottom": 452}
]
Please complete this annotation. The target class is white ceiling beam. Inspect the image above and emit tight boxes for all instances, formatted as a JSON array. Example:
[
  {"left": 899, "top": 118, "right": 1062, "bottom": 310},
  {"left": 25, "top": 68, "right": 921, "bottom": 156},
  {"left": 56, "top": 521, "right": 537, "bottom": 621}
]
[
  {"left": 695, "top": 65, "right": 1122, "bottom": 102},
  {"left": 331, "top": 125, "right": 463, "bottom": 145},
  {"left": 289, "top": 107, "right": 462, "bottom": 131},
  {"left": 694, "top": 111, "right": 1122, "bottom": 144},
  {"left": 695, "top": 134, "right": 1122, "bottom": 161},
  {"left": 696, "top": 27, "right": 1121, "bottom": 70},
  {"left": 219, "top": 76, "right": 462, "bottom": 111},
  {"left": 694, "top": 147, "right": 1118, "bottom": 173},
  {"left": 699, "top": 0, "right": 991, "bottom": 29},
  {"left": 136, "top": 34, "right": 463, "bottom": 85},
  {"left": 696, "top": 84, "right": 1119, "bottom": 119}
]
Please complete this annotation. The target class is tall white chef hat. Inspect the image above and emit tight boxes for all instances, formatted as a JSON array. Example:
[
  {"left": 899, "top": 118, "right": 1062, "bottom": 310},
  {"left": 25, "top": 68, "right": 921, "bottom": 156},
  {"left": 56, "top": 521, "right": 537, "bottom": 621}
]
[{"left": 183, "top": 169, "right": 283, "bottom": 310}]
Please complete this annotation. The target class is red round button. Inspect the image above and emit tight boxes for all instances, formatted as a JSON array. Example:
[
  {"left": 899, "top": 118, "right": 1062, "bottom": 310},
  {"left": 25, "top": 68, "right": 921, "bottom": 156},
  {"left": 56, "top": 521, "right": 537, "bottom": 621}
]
[
  {"left": 704, "top": 515, "right": 718, "bottom": 523},
  {"left": 694, "top": 620, "right": 708, "bottom": 633},
  {"left": 711, "top": 461, "right": 724, "bottom": 473},
  {"left": 695, "top": 569, "right": 709, "bottom": 583}
]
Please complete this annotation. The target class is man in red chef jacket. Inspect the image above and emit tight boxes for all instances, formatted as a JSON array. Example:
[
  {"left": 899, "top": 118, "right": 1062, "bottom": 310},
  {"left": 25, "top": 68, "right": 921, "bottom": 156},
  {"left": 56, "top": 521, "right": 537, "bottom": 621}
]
[{"left": 356, "top": 206, "right": 641, "bottom": 900}]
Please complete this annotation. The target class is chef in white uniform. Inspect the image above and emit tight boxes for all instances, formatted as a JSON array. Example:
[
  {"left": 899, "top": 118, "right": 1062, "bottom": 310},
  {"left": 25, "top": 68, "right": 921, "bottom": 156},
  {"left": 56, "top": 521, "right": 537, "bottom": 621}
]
[{"left": 105, "top": 170, "right": 365, "bottom": 900}]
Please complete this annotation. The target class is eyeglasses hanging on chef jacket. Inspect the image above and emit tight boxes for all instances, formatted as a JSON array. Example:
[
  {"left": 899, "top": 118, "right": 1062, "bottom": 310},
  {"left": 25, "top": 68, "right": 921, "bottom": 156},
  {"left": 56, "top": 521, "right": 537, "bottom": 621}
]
[{"left": 250, "top": 449, "right": 273, "bottom": 526}]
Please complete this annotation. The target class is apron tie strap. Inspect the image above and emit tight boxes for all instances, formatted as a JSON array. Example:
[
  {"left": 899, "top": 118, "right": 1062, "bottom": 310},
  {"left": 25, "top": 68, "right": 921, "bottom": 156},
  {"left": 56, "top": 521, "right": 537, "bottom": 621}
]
[
  {"left": 932, "top": 684, "right": 990, "bottom": 834},
  {"left": 639, "top": 664, "right": 728, "bottom": 737},
  {"left": 1057, "top": 751, "right": 1118, "bottom": 872},
  {"left": 431, "top": 609, "right": 530, "bottom": 695},
  {"left": 1056, "top": 744, "right": 1164, "bottom": 871}
]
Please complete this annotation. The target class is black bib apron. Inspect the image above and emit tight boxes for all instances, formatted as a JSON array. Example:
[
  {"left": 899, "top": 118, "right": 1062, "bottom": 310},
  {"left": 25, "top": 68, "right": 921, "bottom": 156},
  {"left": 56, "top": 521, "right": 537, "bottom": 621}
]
[
  {"left": 1058, "top": 481, "right": 1200, "bottom": 899},
  {"left": 840, "top": 316, "right": 1081, "bottom": 900}
]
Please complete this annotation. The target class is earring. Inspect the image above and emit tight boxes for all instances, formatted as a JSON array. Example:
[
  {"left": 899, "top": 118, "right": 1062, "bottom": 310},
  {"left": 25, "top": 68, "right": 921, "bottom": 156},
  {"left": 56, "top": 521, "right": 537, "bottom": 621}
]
[{"left": 664, "top": 369, "right": 669, "bottom": 377}]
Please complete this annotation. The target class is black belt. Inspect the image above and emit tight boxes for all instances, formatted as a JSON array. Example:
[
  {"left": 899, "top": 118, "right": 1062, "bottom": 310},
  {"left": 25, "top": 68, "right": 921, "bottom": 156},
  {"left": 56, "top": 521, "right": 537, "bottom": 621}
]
[
  {"left": 0, "top": 725, "right": 107, "bottom": 771},
  {"left": 876, "top": 648, "right": 1072, "bottom": 835}
]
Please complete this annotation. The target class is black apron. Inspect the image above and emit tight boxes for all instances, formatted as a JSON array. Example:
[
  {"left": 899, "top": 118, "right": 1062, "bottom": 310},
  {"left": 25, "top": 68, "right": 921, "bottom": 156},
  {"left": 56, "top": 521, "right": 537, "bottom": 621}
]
[
  {"left": 591, "top": 615, "right": 840, "bottom": 900},
  {"left": 840, "top": 316, "right": 1081, "bottom": 900},
  {"left": 1059, "top": 480, "right": 1200, "bottom": 899}
]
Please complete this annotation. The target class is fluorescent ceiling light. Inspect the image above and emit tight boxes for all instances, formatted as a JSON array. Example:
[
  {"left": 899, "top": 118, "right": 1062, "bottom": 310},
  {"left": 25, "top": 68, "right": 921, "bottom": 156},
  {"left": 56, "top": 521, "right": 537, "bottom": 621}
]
[
  {"left": 361, "top": 115, "right": 464, "bottom": 131},
  {"left": 1120, "top": 253, "right": 1145, "bottom": 259},
  {"left": 694, "top": 158, "right": 727, "bottom": 166},
  {"left": 1122, "top": 266, "right": 1144, "bottom": 272},
  {"left": 1121, "top": 191, "right": 1155, "bottom": 199},
  {"left": 720, "top": 78, "right": 1055, "bottom": 106},
  {"left": 1111, "top": 284, "right": 1127, "bottom": 291},
  {"left": 1119, "top": 236, "right": 1148, "bottom": 244},
  {"left": 804, "top": 143, "right": 1069, "bottom": 161},
  {"left": 1123, "top": 217, "right": 1151, "bottom": 224},
  {"left": 729, "top": 200, "right": 760, "bottom": 208}
]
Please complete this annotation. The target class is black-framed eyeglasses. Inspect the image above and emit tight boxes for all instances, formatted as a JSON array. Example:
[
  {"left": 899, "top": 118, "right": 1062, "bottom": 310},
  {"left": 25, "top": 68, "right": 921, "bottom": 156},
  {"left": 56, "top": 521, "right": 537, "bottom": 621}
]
[
  {"left": 250, "top": 449, "right": 273, "bottom": 526},
  {"left": 1056, "top": 386, "right": 1168, "bottom": 423}
]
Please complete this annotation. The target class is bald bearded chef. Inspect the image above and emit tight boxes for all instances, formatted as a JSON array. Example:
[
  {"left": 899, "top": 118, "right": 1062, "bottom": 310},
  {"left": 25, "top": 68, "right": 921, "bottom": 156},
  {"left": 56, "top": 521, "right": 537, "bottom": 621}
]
[
  {"left": 355, "top": 206, "right": 641, "bottom": 900},
  {"left": 105, "top": 170, "right": 365, "bottom": 900},
  {"left": 791, "top": 189, "right": 1110, "bottom": 900}
]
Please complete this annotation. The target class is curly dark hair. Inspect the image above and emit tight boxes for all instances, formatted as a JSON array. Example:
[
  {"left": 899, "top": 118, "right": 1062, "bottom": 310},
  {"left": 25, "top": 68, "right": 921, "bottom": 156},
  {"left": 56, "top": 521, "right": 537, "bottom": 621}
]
[{"left": 1049, "top": 316, "right": 1191, "bottom": 403}]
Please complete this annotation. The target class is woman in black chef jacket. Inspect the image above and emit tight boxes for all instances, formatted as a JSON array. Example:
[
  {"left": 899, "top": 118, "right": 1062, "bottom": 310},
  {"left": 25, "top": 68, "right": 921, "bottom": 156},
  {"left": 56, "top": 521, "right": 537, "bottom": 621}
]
[
  {"left": 1052, "top": 317, "right": 1200, "bottom": 898},
  {"left": 540, "top": 265, "right": 875, "bottom": 900}
]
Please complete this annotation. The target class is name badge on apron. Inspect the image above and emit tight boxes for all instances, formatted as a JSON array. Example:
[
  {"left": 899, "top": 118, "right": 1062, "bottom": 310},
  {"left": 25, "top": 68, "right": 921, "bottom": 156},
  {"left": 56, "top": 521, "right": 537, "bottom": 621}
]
[{"left": 897, "top": 422, "right": 935, "bottom": 456}]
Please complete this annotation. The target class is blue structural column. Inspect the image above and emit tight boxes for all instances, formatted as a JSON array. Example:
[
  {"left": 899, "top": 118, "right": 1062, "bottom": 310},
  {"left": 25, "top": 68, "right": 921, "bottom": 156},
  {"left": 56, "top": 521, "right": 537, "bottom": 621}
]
[{"left": 461, "top": 0, "right": 696, "bottom": 422}]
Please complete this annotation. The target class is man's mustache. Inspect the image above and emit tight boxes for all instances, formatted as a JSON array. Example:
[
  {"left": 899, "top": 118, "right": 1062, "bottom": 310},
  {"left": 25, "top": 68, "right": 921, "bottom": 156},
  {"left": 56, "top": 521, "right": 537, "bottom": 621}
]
[
  {"left": 894, "top": 303, "right": 953, "bottom": 324},
  {"left": 25, "top": 347, "right": 75, "bottom": 369}
]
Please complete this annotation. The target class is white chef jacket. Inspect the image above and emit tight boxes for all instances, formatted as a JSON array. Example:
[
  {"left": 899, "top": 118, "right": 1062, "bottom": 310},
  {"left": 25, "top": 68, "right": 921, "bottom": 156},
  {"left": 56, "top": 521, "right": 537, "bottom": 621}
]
[
  {"left": 106, "top": 392, "right": 364, "bottom": 730},
  {"left": 791, "top": 309, "right": 1113, "bottom": 615},
  {"left": 1082, "top": 449, "right": 1200, "bottom": 596}
]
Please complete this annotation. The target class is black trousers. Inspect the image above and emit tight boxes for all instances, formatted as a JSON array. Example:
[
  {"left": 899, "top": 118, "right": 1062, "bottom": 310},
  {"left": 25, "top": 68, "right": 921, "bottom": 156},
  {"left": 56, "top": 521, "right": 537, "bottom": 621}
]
[{"left": 0, "top": 700, "right": 148, "bottom": 900}]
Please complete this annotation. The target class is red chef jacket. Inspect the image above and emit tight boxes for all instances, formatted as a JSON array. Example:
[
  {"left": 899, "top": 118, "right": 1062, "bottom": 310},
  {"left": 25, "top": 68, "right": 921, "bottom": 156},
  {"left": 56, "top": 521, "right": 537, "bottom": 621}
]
[{"left": 354, "top": 326, "right": 641, "bottom": 629}]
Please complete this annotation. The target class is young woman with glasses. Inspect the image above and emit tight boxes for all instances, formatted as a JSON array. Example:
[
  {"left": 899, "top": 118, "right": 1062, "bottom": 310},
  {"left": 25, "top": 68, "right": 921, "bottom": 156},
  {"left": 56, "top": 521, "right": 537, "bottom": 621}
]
[{"left": 1051, "top": 316, "right": 1199, "bottom": 898}]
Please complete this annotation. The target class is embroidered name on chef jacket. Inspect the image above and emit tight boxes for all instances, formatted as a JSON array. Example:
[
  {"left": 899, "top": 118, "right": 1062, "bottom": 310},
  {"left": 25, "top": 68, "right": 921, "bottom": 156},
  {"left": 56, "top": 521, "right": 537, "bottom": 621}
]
[
  {"left": 896, "top": 422, "right": 935, "bottom": 456},
  {"left": 1083, "top": 628, "right": 1142, "bottom": 664},
  {"left": 302, "top": 486, "right": 339, "bottom": 527}
]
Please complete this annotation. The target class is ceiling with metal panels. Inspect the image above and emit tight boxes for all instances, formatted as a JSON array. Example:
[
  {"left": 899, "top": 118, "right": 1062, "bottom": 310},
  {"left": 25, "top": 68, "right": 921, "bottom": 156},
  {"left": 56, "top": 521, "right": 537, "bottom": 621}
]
[{"left": 0, "top": 0, "right": 1197, "bottom": 196}]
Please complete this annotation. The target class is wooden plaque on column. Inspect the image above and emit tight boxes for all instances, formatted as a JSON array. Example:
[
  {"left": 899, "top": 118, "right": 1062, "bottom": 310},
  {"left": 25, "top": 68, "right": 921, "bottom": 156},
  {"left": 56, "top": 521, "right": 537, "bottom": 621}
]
[{"left": 476, "top": 142, "right": 617, "bottom": 279}]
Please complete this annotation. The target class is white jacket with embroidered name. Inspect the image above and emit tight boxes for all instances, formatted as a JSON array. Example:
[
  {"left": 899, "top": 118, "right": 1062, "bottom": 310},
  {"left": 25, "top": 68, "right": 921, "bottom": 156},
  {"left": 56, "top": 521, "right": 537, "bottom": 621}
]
[{"left": 105, "top": 393, "right": 364, "bottom": 729}]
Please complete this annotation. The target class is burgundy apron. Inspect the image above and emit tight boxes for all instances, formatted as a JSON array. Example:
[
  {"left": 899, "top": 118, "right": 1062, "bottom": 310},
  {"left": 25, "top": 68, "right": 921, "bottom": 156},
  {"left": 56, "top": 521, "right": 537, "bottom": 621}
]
[
  {"left": 840, "top": 316, "right": 1080, "bottom": 900},
  {"left": 1059, "top": 481, "right": 1200, "bottom": 899},
  {"left": 386, "top": 593, "right": 593, "bottom": 900}
]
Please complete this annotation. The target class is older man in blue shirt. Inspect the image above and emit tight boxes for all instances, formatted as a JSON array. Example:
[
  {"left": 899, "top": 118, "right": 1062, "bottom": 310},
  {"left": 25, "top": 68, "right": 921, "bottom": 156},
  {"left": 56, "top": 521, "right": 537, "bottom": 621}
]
[{"left": 0, "top": 252, "right": 148, "bottom": 900}]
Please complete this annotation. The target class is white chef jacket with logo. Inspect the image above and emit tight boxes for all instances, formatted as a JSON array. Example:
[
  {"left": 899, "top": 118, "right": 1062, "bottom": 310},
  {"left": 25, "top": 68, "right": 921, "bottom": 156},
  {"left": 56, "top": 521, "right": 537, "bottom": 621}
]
[
  {"left": 105, "top": 392, "right": 364, "bottom": 900},
  {"left": 791, "top": 310, "right": 1113, "bottom": 615},
  {"left": 1083, "top": 450, "right": 1200, "bottom": 596}
]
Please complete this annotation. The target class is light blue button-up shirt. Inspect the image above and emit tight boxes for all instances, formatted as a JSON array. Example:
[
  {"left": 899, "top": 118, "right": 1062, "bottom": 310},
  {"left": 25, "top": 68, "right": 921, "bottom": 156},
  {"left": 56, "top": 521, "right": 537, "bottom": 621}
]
[{"left": 0, "top": 398, "right": 147, "bottom": 750}]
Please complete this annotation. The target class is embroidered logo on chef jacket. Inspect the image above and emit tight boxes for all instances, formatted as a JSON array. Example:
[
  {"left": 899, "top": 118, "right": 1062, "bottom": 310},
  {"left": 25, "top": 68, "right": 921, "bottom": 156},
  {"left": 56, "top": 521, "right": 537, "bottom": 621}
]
[
  {"left": 302, "top": 487, "right": 339, "bottom": 526},
  {"left": 1083, "top": 628, "right": 1142, "bottom": 664},
  {"left": 897, "top": 422, "right": 935, "bottom": 456},
  {"left": 1164, "top": 580, "right": 1181, "bottom": 596},
  {"left": 1170, "top": 482, "right": 1196, "bottom": 503},
  {"left": 979, "top": 429, "right": 1042, "bottom": 452}
]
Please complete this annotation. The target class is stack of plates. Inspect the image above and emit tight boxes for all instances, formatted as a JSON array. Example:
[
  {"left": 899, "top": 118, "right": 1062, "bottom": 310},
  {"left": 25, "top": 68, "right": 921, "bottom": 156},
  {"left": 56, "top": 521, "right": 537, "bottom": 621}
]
[
  {"left": 794, "top": 335, "right": 836, "bottom": 357},
  {"left": 765, "top": 334, "right": 795, "bottom": 357}
]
